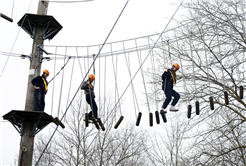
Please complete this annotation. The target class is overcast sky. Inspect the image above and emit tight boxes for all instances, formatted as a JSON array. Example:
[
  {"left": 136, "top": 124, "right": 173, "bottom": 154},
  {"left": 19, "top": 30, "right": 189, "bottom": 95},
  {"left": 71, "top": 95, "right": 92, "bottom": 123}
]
[{"left": 0, "top": 0, "right": 182, "bottom": 165}]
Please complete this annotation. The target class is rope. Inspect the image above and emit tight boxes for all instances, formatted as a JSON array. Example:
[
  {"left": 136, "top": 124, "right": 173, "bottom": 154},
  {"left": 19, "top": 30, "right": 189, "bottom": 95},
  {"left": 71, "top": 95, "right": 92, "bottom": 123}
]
[
  {"left": 111, "top": 49, "right": 122, "bottom": 116},
  {"left": 167, "top": 40, "right": 173, "bottom": 65},
  {"left": 104, "top": 56, "right": 106, "bottom": 121},
  {"left": 123, "top": 42, "right": 139, "bottom": 118},
  {"left": 204, "top": 40, "right": 211, "bottom": 95},
  {"left": 135, "top": 41, "right": 151, "bottom": 113},
  {"left": 11, "top": 0, "right": 15, "bottom": 18},
  {"left": 48, "top": 56, "right": 71, "bottom": 84},
  {"left": 76, "top": 47, "right": 84, "bottom": 78},
  {"left": 57, "top": 48, "right": 67, "bottom": 118},
  {"left": 189, "top": 34, "right": 197, "bottom": 101},
  {"left": 76, "top": 47, "right": 85, "bottom": 118},
  {"left": 175, "top": 30, "right": 188, "bottom": 106},
  {"left": 0, "top": 1, "right": 33, "bottom": 78},
  {"left": 216, "top": 24, "right": 226, "bottom": 91},
  {"left": 35, "top": 1, "right": 129, "bottom": 164},
  {"left": 98, "top": 45, "right": 101, "bottom": 118},
  {"left": 85, "top": 48, "right": 90, "bottom": 113},
  {"left": 50, "top": 47, "right": 57, "bottom": 115},
  {"left": 148, "top": 37, "right": 159, "bottom": 111},
  {"left": 65, "top": 57, "right": 75, "bottom": 122}
]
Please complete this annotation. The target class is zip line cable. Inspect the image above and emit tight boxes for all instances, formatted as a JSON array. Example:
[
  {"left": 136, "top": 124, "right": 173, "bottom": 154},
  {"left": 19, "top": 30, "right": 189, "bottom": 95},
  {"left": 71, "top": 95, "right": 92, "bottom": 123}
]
[
  {"left": 77, "top": 0, "right": 184, "bottom": 164},
  {"left": 0, "top": 1, "right": 33, "bottom": 78},
  {"left": 35, "top": 1, "right": 129, "bottom": 164}
]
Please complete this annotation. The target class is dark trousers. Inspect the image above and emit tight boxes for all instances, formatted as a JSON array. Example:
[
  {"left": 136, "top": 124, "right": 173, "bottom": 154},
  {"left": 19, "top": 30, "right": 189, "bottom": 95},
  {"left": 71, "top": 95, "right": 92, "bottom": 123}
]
[
  {"left": 162, "top": 84, "right": 180, "bottom": 109},
  {"left": 86, "top": 94, "right": 98, "bottom": 120},
  {"left": 34, "top": 90, "right": 45, "bottom": 111}
]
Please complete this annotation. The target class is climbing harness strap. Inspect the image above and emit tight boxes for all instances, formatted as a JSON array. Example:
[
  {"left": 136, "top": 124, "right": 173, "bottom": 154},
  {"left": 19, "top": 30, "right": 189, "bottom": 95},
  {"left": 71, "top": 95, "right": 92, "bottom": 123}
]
[
  {"left": 169, "top": 70, "right": 176, "bottom": 84},
  {"left": 42, "top": 77, "right": 48, "bottom": 92},
  {"left": 89, "top": 83, "right": 92, "bottom": 89}
]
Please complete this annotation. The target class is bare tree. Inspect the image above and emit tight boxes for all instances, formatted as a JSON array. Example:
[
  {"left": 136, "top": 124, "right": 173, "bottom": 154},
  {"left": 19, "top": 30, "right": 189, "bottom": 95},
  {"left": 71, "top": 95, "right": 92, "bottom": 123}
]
[
  {"left": 146, "top": 0, "right": 246, "bottom": 165},
  {"left": 33, "top": 92, "right": 150, "bottom": 166}
]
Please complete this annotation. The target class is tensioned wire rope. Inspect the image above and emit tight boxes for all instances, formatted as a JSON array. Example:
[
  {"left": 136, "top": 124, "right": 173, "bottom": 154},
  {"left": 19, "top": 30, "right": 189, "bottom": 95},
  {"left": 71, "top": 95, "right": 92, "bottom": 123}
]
[
  {"left": 111, "top": 44, "right": 123, "bottom": 122},
  {"left": 35, "top": 1, "right": 129, "bottom": 164},
  {"left": 64, "top": 55, "right": 76, "bottom": 123},
  {"left": 57, "top": 47, "right": 67, "bottom": 118},
  {"left": 0, "top": 0, "right": 33, "bottom": 78},
  {"left": 75, "top": 47, "right": 86, "bottom": 120},
  {"left": 148, "top": 37, "right": 159, "bottom": 114},
  {"left": 123, "top": 42, "right": 140, "bottom": 118},
  {"left": 174, "top": 30, "right": 189, "bottom": 107},
  {"left": 135, "top": 40, "right": 151, "bottom": 116},
  {"left": 76, "top": 0, "right": 184, "bottom": 164},
  {"left": 11, "top": 0, "right": 15, "bottom": 19},
  {"left": 50, "top": 47, "right": 57, "bottom": 115}
]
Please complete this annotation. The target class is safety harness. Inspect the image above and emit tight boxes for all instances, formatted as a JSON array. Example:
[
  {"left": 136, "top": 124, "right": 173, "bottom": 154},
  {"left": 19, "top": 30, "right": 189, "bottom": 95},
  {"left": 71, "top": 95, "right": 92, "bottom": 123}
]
[
  {"left": 42, "top": 77, "right": 48, "bottom": 92},
  {"left": 169, "top": 70, "right": 176, "bottom": 84}
]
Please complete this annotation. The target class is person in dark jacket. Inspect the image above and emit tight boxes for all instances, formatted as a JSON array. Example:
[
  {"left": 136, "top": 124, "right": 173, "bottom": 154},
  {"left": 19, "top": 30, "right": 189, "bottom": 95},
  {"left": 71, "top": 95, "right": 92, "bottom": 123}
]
[
  {"left": 31, "top": 69, "right": 49, "bottom": 111},
  {"left": 81, "top": 74, "right": 98, "bottom": 122},
  {"left": 161, "top": 63, "right": 180, "bottom": 112}
]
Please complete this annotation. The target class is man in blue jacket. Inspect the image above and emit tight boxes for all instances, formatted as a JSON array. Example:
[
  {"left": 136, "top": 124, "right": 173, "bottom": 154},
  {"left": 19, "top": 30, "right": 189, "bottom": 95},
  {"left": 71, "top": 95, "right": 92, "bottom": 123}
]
[
  {"left": 161, "top": 63, "right": 180, "bottom": 112},
  {"left": 31, "top": 69, "right": 49, "bottom": 111}
]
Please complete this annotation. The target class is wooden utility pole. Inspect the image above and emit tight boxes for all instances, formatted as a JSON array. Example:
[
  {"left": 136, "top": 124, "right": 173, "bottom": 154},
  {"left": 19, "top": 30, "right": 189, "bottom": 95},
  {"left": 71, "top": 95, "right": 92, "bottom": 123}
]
[{"left": 19, "top": 1, "right": 49, "bottom": 165}]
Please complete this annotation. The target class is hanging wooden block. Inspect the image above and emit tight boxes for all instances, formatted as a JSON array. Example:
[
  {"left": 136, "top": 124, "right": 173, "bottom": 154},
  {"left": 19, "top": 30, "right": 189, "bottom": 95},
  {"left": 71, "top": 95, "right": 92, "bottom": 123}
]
[
  {"left": 0, "top": 13, "right": 13, "bottom": 22},
  {"left": 160, "top": 110, "right": 167, "bottom": 123},
  {"left": 92, "top": 117, "right": 100, "bottom": 130},
  {"left": 85, "top": 113, "right": 89, "bottom": 127},
  {"left": 149, "top": 113, "right": 153, "bottom": 127},
  {"left": 114, "top": 116, "right": 124, "bottom": 129},
  {"left": 239, "top": 86, "right": 243, "bottom": 99},
  {"left": 187, "top": 105, "right": 191, "bottom": 119},
  {"left": 136, "top": 112, "right": 142, "bottom": 126},
  {"left": 155, "top": 111, "right": 160, "bottom": 124},
  {"left": 97, "top": 118, "right": 105, "bottom": 131},
  {"left": 224, "top": 91, "right": 229, "bottom": 105},
  {"left": 54, "top": 117, "right": 65, "bottom": 129},
  {"left": 209, "top": 96, "right": 214, "bottom": 110},
  {"left": 195, "top": 101, "right": 200, "bottom": 115}
]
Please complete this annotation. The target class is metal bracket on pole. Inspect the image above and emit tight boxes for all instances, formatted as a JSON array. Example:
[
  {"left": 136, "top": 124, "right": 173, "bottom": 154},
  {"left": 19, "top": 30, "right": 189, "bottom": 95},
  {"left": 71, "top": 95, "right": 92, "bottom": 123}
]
[
  {"left": 30, "top": 54, "right": 33, "bottom": 62},
  {"left": 39, "top": 50, "right": 43, "bottom": 63},
  {"left": 31, "top": 115, "right": 42, "bottom": 136},
  {"left": 37, "top": 44, "right": 51, "bottom": 63}
]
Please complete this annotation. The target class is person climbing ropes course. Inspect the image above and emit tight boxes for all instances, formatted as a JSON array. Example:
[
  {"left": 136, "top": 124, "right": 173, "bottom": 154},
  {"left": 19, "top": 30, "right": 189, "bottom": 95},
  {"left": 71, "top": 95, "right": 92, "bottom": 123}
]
[
  {"left": 81, "top": 74, "right": 98, "bottom": 122},
  {"left": 31, "top": 69, "right": 49, "bottom": 111},
  {"left": 161, "top": 63, "right": 180, "bottom": 112}
]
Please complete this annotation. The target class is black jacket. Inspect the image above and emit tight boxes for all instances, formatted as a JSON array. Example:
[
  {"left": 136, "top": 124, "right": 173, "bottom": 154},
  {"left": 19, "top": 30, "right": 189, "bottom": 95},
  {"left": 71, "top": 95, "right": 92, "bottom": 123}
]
[
  {"left": 31, "top": 76, "right": 48, "bottom": 94},
  {"left": 162, "top": 69, "right": 176, "bottom": 90}
]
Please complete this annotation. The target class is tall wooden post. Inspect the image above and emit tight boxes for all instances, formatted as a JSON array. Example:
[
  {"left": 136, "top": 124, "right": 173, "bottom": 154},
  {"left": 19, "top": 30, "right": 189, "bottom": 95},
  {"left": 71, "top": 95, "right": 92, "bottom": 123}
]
[{"left": 19, "top": 1, "right": 49, "bottom": 165}]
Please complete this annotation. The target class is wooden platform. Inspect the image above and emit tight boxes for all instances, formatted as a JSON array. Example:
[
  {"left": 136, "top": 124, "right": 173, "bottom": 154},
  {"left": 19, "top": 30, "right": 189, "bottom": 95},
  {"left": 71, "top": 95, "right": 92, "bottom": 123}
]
[{"left": 2, "top": 110, "right": 65, "bottom": 136}]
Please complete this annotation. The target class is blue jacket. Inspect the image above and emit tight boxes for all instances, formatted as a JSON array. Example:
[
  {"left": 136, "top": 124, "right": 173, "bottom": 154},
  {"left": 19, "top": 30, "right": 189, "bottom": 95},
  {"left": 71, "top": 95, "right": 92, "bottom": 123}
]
[
  {"left": 31, "top": 76, "right": 48, "bottom": 94},
  {"left": 162, "top": 69, "right": 176, "bottom": 90}
]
